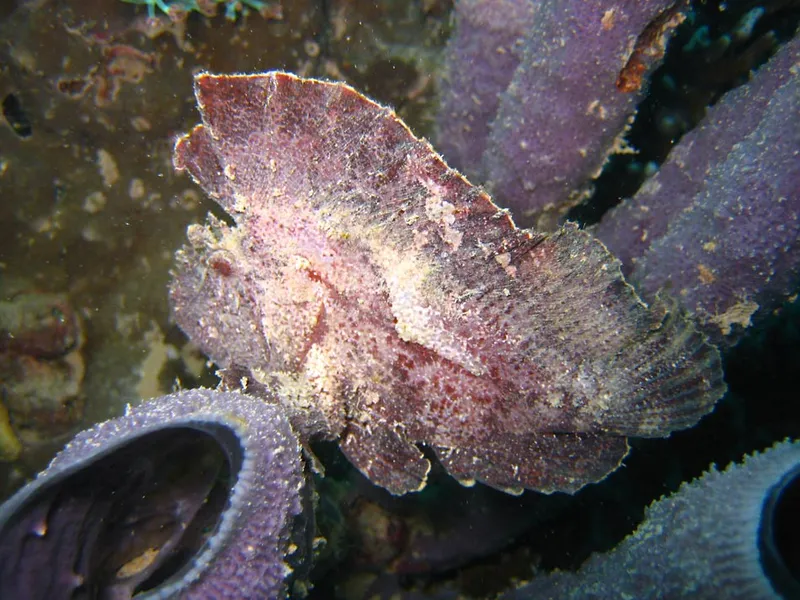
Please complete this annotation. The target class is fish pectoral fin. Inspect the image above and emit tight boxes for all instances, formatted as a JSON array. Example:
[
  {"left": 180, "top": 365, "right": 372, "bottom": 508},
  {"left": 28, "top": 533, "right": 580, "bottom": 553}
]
[
  {"left": 340, "top": 422, "right": 430, "bottom": 495},
  {"left": 435, "top": 431, "right": 629, "bottom": 495}
]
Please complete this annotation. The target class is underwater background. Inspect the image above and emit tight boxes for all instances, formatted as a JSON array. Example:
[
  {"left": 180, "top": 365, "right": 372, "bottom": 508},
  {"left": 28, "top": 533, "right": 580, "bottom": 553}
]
[{"left": 0, "top": 0, "right": 799, "bottom": 598}]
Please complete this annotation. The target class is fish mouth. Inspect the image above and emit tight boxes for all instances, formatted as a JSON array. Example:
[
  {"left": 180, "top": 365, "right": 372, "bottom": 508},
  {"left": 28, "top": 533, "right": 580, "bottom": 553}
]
[{"left": 0, "top": 424, "right": 243, "bottom": 600}]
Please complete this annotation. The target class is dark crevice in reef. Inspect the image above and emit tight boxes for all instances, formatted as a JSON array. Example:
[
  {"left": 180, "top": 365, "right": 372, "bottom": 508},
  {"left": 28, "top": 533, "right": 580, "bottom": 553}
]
[{"left": 2, "top": 93, "right": 32, "bottom": 138}]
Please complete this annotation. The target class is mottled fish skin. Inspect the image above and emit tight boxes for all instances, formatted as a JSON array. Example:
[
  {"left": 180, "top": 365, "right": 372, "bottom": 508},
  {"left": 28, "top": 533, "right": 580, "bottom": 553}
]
[{"left": 170, "top": 71, "right": 726, "bottom": 496}]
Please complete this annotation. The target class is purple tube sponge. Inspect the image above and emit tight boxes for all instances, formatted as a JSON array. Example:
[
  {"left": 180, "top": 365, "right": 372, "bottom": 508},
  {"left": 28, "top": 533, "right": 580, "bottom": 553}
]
[
  {"left": 435, "top": 0, "right": 537, "bottom": 178},
  {"left": 0, "top": 388, "right": 309, "bottom": 599},
  {"left": 503, "top": 440, "right": 800, "bottom": 599},
  {"left": 595, "top": 34, "right": 800, "bottom": 341},
  {"left": 438, "top": 0, "right": 683, "bottom": 229}
]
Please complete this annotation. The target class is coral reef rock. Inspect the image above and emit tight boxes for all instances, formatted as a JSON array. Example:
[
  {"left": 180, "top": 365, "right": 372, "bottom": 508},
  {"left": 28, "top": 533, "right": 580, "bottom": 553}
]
[
  {"left": 0, "top": 290, "right": 86, "bottom": 460},
  {"left": 170, "top": 71, "right": 725, "bottom": 496}
]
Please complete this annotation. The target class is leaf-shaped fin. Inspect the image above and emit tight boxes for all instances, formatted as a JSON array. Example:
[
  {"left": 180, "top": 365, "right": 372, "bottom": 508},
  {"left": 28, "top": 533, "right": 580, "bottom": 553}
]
[
  {"left": 481, "top": 224, "right": 726, "bottom": 438},
  {"left": 591, "top": 298, "right": 724, "bottom": 436},
  {"left": 340, "top": 422, "right": 431, "bottom": 496},
  {"left": 435, "top": 432, "right": 629, "bottom": 495}
]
